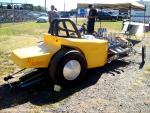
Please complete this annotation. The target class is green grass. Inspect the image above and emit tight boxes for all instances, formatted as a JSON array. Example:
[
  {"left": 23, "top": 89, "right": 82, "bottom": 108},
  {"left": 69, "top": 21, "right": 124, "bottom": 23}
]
[
  {"left": 76, "top": 18, "right": 122, "bottom": 32},
  {"left": 0, "top": 22, "right": 25, "bottom": 28},
  {"left": 0, "top": 22, "right": 49, "bottom": 36},
  {"left": 95, "top": 21, "right": 122, "bottom": 32}
]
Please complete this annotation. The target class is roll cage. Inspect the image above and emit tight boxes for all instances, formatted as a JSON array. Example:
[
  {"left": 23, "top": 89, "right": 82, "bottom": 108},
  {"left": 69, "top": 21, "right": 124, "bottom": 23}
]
[{"left": 48, "top": 19, "right": 81, "bottom": 38}]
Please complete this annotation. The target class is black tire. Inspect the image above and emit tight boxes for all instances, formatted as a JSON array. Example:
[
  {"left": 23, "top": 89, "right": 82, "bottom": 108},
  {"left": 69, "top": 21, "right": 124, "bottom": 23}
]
[
  {"left": 142, "top": 45, "right": 146, "bottom": 63},
  {"left": 49, "top": 49, "right": 87, "bottom": 87}
]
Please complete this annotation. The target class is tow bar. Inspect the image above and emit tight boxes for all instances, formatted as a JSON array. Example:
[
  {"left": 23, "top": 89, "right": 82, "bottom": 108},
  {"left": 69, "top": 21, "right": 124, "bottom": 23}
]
[{"left": 4, "top": 68, "right": 48, "bottom": 89}]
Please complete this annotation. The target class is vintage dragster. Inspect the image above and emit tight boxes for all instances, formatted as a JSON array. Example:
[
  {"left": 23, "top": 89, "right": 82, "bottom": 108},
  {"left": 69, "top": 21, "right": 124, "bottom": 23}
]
[{"left": 4, "top": 19, "right": 146, "bottom": 89}]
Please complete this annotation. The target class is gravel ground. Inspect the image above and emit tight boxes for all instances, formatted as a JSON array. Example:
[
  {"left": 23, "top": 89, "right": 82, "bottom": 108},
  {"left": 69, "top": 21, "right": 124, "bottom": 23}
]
[{"left": 0, "top": 38, "right": 150, "bottom": 113}]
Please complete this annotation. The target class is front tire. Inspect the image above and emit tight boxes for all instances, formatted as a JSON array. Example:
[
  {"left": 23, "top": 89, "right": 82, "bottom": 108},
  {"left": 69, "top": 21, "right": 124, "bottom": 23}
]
[{"left": 49, "top": 49, "right": 87, "bottom": 87}]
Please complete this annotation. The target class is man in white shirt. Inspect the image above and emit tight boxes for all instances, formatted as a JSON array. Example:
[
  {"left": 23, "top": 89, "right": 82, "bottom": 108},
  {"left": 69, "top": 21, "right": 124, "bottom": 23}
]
[
  {"left": 48, "top": 5, "right": 60, "bottom": 33},
  {"left": 48, "top": 5, "right": 59, "bottom": 23}
]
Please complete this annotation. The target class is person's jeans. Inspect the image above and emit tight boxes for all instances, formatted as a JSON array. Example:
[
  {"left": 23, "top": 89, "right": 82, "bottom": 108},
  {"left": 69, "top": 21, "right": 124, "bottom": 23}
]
[
  {"left": 87, "top": 21, "right": 95, "bottom": 34},
  {"left": 48, "top": 19, "right": 58, "bottom": 34}
]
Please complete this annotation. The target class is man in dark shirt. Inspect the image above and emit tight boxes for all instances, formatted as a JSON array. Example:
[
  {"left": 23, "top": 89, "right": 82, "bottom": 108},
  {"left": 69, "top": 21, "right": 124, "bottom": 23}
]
[{"left": 87, "top": 4, "right": 97, "bottom": 34}]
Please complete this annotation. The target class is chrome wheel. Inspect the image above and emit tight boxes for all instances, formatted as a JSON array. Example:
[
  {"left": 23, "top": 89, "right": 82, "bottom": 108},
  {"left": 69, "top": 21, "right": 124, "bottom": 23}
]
[{"left": 63, "top": 60, "right": 81, "bottom": 80}]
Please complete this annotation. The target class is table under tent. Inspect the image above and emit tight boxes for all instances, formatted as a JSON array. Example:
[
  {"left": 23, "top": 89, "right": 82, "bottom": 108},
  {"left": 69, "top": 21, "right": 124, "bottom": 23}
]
[{"left": 76, "top": 1, "right": 146, "bottom": 38}]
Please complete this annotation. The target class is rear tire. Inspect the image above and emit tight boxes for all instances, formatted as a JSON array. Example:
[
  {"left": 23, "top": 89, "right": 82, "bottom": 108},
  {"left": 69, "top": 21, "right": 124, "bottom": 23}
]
[{"left": 49, "top": 49, "right": 87, "bottom": 87}]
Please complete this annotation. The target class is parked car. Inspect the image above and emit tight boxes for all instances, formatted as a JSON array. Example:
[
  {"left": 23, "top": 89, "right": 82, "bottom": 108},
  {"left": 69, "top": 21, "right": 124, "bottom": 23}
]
[
  {"left": 27, "top": 11, "right": 41, "bottom": 18},
  {"left": 40, "top": 12, "right": 48, "bottom": 17},
  {"left": 118, "top": 12, "right": 129, "bottom": 20},
  {"left": 36, "top": 16, "right": 48, "bottom": 23},
  {"left": 61, "top": 14, "right": 70, "bottom": 18},
  {"left": 97, "top": 11, "right": 118, "bottom": 21}
]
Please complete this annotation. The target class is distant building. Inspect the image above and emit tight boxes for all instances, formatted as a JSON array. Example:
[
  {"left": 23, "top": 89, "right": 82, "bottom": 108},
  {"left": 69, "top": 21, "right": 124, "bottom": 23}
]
[{"left": 0, "top": 2, "right": 33, "bottom": 10}]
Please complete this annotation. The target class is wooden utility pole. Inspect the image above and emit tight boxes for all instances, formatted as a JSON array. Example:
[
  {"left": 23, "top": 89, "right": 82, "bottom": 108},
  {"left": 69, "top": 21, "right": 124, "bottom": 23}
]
[
  {"left": 64, "top": 0, "right": 65, "bottom": 11},
  {"left": 45, "top": 0, "right": 46, "bottom": 11},
  {"left": 11, "top": 0, "right": 15, "bottom": 24}
]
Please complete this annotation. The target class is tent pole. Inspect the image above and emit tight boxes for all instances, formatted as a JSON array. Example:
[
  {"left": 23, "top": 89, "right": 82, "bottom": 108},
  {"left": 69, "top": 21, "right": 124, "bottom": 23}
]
[
  {"left": 100, "top": 7, "right": 102, "bottom": 28},
  {"left": 144, "top": 5, "right": 146, "bottom": 38},
  {"left": 76, "top": 7, "right": 78, "bottom": 24},
  {"left": 129, "top": 5, "right": 131, "bottom": 23},
  {"left": 128, "top": 4, "right": 131, "bottom": 39}
]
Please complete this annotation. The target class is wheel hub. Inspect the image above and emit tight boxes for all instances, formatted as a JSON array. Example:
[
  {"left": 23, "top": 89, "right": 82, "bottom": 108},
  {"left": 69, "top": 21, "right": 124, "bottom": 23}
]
[{"left": 63, "top": 60, "right": 81, "bottom": 80}]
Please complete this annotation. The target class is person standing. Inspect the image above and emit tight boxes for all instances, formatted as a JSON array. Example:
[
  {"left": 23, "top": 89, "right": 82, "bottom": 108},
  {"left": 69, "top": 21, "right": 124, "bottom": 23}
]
[
  {"left": 87, "top": 4, "right": 97, "bottom": 34},
  {"left": 48, "top": 5, "right": 59, "bottom": 33},
  {"left": 48, "top": 5, "right": 59, "bottom": 23}
]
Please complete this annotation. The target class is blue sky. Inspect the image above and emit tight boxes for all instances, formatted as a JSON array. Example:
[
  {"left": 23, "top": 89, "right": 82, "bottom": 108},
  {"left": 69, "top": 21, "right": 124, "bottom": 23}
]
[{"left": 0, "top": 0, "right": 144, "bottom": 11}]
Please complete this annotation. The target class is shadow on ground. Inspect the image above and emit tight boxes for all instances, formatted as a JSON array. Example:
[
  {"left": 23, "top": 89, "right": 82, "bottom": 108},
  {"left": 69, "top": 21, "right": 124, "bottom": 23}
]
[{"left": 0, "top": 60, "right": 129, "bottom": 110}]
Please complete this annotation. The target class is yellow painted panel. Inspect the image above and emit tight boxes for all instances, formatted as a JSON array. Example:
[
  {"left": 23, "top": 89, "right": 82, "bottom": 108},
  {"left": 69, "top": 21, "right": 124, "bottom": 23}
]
[
  {"left": 11, "top": 52, "right": 51, "bottom": 68},
  {"left": 10, "top": 42, "right": 61, "bottom": 68},
  {"left": 43, "top": 34, "right": 108, "bottom": 68},
  {"left": 60, "top": 38, "right": 108, "bottom": 68},
  {"left": 43, "top": 33, "right": 61, "bottom": 48},
  {"left": 11, "top": 33, "right": 108, "bottom": 69}
]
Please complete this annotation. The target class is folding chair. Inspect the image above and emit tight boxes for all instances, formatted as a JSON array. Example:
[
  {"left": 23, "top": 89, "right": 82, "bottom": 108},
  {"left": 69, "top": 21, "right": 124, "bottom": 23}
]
[{"left": 97, "top": 28, "right": 107, "bottom": 38}]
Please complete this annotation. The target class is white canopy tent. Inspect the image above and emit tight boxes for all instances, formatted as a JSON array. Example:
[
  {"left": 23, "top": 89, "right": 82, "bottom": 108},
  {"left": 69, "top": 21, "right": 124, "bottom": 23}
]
[
  {"left": 77, "top": 1, "right": 145, "bottom": 10},
  {"left": 76, "top": 1, "right": 146, "bottom": 24}
]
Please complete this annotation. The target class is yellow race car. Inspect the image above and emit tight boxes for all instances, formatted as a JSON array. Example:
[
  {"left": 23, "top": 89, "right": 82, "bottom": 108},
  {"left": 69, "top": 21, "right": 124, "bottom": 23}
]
[{"left": 4, "top": 19, "right": 145, "bottom": 88}]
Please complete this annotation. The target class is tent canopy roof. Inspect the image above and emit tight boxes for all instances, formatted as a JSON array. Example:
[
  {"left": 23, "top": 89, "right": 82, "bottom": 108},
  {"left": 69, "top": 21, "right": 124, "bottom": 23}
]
[{"left": 77, "top": 1, "right": 145, "bottom": 10}]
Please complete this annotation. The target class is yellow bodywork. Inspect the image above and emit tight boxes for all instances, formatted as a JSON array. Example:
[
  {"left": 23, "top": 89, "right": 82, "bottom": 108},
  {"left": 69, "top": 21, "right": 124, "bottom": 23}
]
[{"left": 11, "top": 33, "right": 108, "bottom": 69}]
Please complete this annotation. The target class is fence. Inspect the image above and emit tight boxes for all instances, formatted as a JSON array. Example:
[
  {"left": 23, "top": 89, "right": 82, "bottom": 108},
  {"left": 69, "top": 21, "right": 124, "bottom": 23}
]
[{"left": 0, "top": 9, "right": 37, "bottom": 28}]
